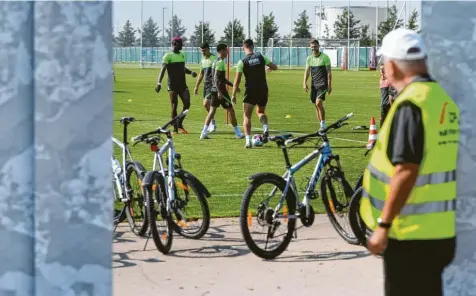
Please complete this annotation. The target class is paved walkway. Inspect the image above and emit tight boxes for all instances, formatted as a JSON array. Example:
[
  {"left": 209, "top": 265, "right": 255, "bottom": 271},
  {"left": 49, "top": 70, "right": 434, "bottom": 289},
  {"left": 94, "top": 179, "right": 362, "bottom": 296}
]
[{"left": 113, "top": 215, "right": 383, "bottom": 296}]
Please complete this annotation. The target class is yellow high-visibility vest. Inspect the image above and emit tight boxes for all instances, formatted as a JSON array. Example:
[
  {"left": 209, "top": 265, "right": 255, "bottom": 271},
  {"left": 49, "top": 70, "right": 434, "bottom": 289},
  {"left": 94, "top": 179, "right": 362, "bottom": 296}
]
[{"left": 360, "top": 80, "right": 460, "bottom": 240}]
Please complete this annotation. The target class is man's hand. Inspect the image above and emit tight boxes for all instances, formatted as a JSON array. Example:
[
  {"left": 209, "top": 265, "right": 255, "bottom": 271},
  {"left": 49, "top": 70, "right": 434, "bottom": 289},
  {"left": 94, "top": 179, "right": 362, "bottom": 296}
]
[
  {"left": 191, "top": 72, "right": 197, "bottom": 78},
  {"left": 303, "top": 83, "right": 309, "bottom": 92},
  {"left": 327, "top": 85, "right": 332, "bottom": 95},
  {"left": 155, "top": 83, "right": 162, "bottom": 93},
  {"left": 266, "top": 66, "right": 272, "bottom": 73},
  {"left": 231, "top": 95, "right": 237, "bottom": 105},
  {"left": 193, "top": 86, "right": 199, "bottom": 95},
  {"left": 368, "top": 227, "right": 388, "bottom": 256}
]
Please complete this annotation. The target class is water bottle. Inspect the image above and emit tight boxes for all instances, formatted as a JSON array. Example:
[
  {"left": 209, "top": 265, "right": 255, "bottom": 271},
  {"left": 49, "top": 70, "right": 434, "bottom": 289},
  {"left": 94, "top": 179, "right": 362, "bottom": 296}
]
[{"left": 112, "top": 158, "right": 123, "bottom": 185}]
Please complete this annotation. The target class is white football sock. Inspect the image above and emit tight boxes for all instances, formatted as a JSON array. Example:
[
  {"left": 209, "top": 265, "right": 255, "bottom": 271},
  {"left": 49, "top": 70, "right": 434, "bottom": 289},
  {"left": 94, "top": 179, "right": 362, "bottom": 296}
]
[{"left": 263, "top": 124, "right": 269, "bottom": 133}]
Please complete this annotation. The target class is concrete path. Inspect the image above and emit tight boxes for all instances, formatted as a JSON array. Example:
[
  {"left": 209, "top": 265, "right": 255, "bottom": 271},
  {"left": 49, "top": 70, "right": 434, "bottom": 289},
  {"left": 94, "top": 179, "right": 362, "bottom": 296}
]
[{"left": 113, "top": 215, "right": 383, "bottom": 296}]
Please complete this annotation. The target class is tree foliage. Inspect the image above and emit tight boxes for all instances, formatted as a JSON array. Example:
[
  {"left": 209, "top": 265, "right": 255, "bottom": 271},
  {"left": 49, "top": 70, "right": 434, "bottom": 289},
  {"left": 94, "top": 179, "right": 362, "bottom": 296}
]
[
  {"left": 407, "top": 8, "right": 419, "bottom": 32},
  {"left": 378, "top": 5, "right": 404, "bottom": 41},
  {"left": 333, "top": 8, "right": 361, "bottom": 39},
  {"left": 116, "top": 20, "right": 136, "bottom": 47},
  {"left": 292, "top": 10, "right": 312, "bottom": 39},
  {"left": 324, "top": 24, "right": 331, "bottom": 39},
  {"left": 255, "top": 12, "right": 280, "bottom": 47},
  {"left": 220, "top": 19, "right": 246, "bottom": 46},
  {"left": 165, "top": 15, "right": 187, "bottom": 42},
  {"left": 359, "top": 24, "right": 373, "bottom": 46},
  {"left": 190, "top": 21, "right": 215, "bottom": 46},
  {"left": 139, "top": 17, "right": 160, "bottom": 47}
]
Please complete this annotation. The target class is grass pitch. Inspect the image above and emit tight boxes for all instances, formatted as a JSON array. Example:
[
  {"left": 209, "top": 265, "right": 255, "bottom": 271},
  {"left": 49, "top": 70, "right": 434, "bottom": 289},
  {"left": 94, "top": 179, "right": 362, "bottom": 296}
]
[{"left": 113, "top": 64, "right": 381, "bottom": 217}]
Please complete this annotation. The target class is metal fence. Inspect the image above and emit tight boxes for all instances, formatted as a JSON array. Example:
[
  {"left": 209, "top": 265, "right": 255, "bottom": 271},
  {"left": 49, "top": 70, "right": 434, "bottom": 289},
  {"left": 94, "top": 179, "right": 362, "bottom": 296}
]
[{"left": 113, "top": 46, "right": 374, "bottom": 68}]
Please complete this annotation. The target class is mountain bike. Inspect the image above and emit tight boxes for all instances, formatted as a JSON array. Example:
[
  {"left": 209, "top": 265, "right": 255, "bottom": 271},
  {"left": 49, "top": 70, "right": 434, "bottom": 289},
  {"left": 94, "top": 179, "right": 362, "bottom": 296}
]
[
  {"left": 239, "top": 113, "right": 358, "bottom": 259},
  {"left": 112, "top": 117, "right": 148, "bottom": 236},
  {"left": 348, "top": 143, "right": 375, "bottom": 247},
  {"left": 131, "top": 110, "right": 211, "bottom": 254}
]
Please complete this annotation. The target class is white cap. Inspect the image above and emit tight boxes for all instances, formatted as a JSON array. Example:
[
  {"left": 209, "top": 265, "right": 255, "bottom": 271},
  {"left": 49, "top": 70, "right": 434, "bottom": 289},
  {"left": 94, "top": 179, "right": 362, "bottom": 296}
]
[{"left": 377, "top": 28, "right": 426, "bottom": 60}]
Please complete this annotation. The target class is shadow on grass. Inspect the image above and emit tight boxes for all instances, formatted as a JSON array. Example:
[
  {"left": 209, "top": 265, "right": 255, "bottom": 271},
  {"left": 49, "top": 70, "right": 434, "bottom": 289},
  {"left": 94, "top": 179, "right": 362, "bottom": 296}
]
[{"left": 114, "top": 90, "right": 129, "bottom": 93}]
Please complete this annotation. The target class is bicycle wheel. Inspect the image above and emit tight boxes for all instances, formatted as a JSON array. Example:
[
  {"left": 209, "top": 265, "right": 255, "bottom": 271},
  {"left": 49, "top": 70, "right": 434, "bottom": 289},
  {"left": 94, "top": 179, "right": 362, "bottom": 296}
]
[
  {"left": 320, "top": 165, "right": 360, "bottom": 245},
  {"left": 348, "top": 187, "right": 373, "bottom": 247},
  {"left": 125, "top": 161, "right": 148, "bottom": 236},
  {"left": 169, "top": 170, "right": 210, "bottom": 239},
  {"left": 240, "top": 174, "right": 297, "bottom": 260},
  {"left": 113, "top": 178, "right": 126, "bottom": 226},
  {"left": 144, "top": 171, "right": 173, "bottom": 254}
]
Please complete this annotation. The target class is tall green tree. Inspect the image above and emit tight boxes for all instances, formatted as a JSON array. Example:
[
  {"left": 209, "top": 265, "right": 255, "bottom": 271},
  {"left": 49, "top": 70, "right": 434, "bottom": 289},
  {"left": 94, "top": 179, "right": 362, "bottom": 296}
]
[
  {"left": 220, "top": 19, "right": 246, "bottom": 46},
  {"left": 190, "top": 21, "right": 215, "bottom": 46},
  {"left": 139, "top": 17, "right": 161, "bottom": 47},
  {"left": 333, "top": 8, "right": 361, "bottom": 39},
  {"left": 324, "top": 24, "right": 331, "bottom": 39},
  {"left": 255, "top": 12, "right": 280, "bottom": 47},
  {"left": 378, "top": 5, "right": 403, "bottom": 40},
  {"left": 359, "top": 24, "right": 373, "bottom": 46},
  {"left": 165, "top": 15, "right": 187, "bottom": 42},
  {"left": 292, "top": 10, "right": 312, "bottom": 39},
  {"left": 116, "top": 20, "right": 136, "bottom": 47},
  {"left": 407, "top": 8, "right": 419, "bottom": 31}
]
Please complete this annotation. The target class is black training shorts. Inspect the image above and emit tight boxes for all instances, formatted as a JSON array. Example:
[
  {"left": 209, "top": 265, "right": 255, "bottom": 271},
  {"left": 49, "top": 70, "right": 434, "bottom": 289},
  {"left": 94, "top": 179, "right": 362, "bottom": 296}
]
[
  {"left": 310, "top": 86, "right": 327, "bottom": 104},
  {"left": 203, "top": 85, "right": 213, "bottom": 100},
  {"left": 243, "top": 88, "right": 268, "bottom": 107},
  {"left": 211, "top": 91, "right": 233, "bottom": 109}
]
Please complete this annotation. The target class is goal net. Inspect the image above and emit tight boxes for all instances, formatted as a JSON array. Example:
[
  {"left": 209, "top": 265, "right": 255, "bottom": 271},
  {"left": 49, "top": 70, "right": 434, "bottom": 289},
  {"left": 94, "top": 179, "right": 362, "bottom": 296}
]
[{"left": 263, "top": 38, "right": 360, "bottom": 70}]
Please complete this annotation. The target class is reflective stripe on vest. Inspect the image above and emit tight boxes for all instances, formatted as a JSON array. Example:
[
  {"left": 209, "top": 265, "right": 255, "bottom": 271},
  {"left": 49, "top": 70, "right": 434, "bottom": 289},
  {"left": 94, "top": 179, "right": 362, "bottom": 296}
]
[
  {"left": 362, "top": 188, "right": 456, "bottom": 216},
  {"left": 367, "top": 164, "right": 457, "bottom": 186}
]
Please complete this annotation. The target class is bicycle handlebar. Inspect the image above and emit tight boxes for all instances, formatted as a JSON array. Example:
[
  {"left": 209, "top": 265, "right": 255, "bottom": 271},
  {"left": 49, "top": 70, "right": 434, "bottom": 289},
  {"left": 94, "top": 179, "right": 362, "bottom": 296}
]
[
  {"left": 131, "top": 110, "right": 189, "bottom": 143},
  {"left": 284, "top": 112, "right": 354, "bottom": 146}
]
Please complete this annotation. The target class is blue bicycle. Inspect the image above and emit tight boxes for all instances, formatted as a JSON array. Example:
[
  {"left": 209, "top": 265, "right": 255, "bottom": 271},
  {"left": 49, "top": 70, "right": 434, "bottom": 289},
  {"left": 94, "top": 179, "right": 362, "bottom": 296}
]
[{"left": 240, "top": 113, "right": 357, "bottom": 259}]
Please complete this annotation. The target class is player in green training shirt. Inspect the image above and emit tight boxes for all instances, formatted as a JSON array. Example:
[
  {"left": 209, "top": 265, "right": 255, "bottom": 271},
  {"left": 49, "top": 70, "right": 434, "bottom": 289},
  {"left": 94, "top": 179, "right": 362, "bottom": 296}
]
[
  {"left": 194, "top": 43, "right": 218, "bottom": 132},
  {"left": 303, "top": 39, "right": 332, "bottom": 130},
  {"left": 200, "top": 44, "right": 244, "bottom": 140}
]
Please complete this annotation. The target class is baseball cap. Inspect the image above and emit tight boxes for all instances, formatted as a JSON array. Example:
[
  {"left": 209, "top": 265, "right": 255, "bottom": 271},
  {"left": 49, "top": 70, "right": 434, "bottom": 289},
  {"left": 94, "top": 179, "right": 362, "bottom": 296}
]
[
  {"left": 172, "top": 36, "right": 182, "bottom": 43},
  {"left": 377, "top": 28, "right": 426, "bottom": 60}
]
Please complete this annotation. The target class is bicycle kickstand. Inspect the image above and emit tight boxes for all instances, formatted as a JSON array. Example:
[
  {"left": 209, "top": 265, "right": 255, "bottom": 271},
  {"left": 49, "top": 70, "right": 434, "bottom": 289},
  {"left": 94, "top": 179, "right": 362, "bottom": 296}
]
[
  {"left": 143, "top": 230, "right": 152, "bottom": 251},
  {"left": 293, "top": 226, "right": 298, "bottom": 239}
]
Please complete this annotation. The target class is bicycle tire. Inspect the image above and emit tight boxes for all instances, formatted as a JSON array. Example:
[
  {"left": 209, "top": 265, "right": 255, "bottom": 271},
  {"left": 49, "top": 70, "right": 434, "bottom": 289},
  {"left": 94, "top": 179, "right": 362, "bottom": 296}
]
[
  {"left": 320, "top": 169, "right": 360, "bottom": 245},
  {"left": 169, "top": 171, "right": 210, "bottom": 239},
  {"left": 348, "top": 187, "right": 373, "bottom": 247},
  {"left": 145, "top": 171, "right": 173, "bottom": 254},
  {"left": 353, "top": 173, "right": 363, "bottom": 192},
  {"left": 113, "top": 180, "right": 127, "bottom": 226},
  {"left": 125, "top": 161, "right": 148, "bottom": 237},
  {"left": 239, "top": 174, "right": 297, "bottom": 260}
]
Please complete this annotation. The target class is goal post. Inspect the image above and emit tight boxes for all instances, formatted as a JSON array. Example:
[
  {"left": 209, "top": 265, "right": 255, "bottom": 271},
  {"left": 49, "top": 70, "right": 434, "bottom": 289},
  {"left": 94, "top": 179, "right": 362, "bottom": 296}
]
[{"left": 261, "top": 38, "right": 360, "bottom": 70}]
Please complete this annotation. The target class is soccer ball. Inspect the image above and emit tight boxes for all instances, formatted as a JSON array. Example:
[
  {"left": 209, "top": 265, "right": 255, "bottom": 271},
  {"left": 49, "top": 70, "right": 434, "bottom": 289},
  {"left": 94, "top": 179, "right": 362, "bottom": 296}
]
[{"left": 252, "top": 134, "right": 264, "bottom": 147}]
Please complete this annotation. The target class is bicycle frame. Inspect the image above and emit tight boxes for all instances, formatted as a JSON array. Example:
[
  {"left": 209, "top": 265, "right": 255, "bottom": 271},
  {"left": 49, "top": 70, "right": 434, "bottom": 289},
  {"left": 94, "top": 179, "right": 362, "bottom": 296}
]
[
  {"left": 151, "top": 136, "right": 176, "bottom": 213},
  {"left": 112, "top": 119, "right": 134, "bottom": 202}
]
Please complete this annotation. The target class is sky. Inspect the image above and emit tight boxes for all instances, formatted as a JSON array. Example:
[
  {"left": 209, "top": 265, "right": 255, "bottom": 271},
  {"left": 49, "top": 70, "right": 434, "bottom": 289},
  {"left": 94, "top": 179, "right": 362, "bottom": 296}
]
[{"left": 113, "top": 0, "right": 422, "bottom": 40}]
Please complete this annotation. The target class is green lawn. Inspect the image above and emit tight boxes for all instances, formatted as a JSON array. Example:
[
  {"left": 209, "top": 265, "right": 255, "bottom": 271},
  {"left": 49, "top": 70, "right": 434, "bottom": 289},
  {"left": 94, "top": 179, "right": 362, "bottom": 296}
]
[{"left": 113, "top": 64, "right": 382, "bottom": 217}]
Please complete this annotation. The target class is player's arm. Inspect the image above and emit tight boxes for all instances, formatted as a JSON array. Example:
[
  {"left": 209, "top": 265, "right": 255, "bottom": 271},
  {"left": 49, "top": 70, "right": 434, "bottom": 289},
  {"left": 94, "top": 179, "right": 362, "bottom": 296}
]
[
  {"left": 184, "top": 67, "right": 197, "bottom": 77},
  {"left": 264, "top": 56, "right": 277, "bottom": 71},
  {"left": 303, "top": 56, "right": 310, "bottom": 92},
  {"left": 194, "top": 65, "right": 204, "bottom": 95},
  {"left": 325, "top": 55, "right": 332, "bottom": 94},
  {"left": 232, "top": 60, "right": 243, "bottom": 98},
  {"left": 155, "top": 53, "right": 169, "bottom": 93}
]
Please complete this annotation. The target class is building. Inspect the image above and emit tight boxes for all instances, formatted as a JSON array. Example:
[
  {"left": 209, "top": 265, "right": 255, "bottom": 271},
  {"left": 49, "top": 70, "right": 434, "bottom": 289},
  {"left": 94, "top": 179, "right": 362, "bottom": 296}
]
[{"left": 316, "top": 6, "right": 388, "bottom": 40}]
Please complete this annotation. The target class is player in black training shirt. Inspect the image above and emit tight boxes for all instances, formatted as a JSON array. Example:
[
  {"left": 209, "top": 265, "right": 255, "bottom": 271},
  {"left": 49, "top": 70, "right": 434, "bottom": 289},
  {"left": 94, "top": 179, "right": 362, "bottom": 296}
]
[
  {"left": 232, "top": 39, "right": 278, "bottom": 148},
  {"left": 155, "top": 37, "right": 197, "bottom": 134}
]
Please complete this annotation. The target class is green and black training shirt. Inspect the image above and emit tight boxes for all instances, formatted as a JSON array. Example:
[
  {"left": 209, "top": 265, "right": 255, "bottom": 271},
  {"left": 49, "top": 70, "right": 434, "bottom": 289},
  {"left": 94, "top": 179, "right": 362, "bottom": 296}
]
[
  {"left": 305, "top": 52, "right": 331, "bottom": 89},
  {"left": 236, "top": 52, "right": 271, "bottom": 91},
  {"left": 162, "top": 50, "right": 187, "bottom": 91},
  {"left": 200, "top": 54, "right": 217, "bottom": 89},
  {"left": 212, "top": 57, "right": 232, "bottom": 94}
]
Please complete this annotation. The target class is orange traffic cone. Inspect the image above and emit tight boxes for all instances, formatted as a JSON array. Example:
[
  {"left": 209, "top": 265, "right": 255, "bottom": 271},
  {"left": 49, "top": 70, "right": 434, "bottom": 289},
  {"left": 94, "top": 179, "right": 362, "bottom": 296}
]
[{"left": 367, "top": 117, "right": 378, "bottom": 149}]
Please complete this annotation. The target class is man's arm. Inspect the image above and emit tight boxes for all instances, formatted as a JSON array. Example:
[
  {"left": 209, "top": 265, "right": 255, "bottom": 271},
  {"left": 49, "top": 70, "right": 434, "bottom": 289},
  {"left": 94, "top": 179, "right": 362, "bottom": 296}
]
[
  {"left": 232, "top": 60, "right": 243, "bottom": 97},
  {"left": 303, "top": 56, "right": 310, "bottom": 92},
  {"left": 325, "top": 55, "right": 332, "bottom": 94},
  {"left": 157, "top": 64, "right": 167, "bottom": 84},
  {"left": 194, "top": 69, "right": 204, "bottom": 94},
  {"left": 264, "top": 56, "right": 277, "bottom": 71}
]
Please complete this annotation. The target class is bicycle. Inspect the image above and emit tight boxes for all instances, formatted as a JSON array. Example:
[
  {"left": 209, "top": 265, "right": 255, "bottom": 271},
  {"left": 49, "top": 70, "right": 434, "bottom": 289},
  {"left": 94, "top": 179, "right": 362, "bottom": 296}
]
[
  {"left": 239, "top": 113, "right": 358, "bottom": 259},
  {"left": 131, "top": 110, "right": 211, "bottom": 254},
  {"left": 112, "top": 117, "right": 148, "bottom": 236},
  {"left": 348, "top": 143, "right": 375, "bottom": 248}
]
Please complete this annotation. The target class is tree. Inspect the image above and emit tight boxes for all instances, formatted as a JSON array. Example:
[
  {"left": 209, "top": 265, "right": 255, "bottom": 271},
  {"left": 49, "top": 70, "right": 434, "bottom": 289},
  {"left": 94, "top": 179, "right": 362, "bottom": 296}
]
[
  {"left": 165, "top": 15, "right": 187, "bottom": 42},
  {"left": 190, "top": 21, "right": 215, "bottom": 46},
  {"left": 116, "top": 20, "right": 136, "bottom": 47},
  {"left": 378, "top": 5, "right": 404, "bottom": 41},
  {"left": 292, "top": 10, "right": 312, "bottom": 39},
  {"left": 255, "top": 12, "right": 280, "bottom": 47},
  {"left": 219, "top": 19, "right": 246, "bottom": 46},
  {"left": 333, "top": 8, "right": 361, "bottom": 39},
  {"left": 407, "top": 8, "right": 419, "bottom": 31},
  {"left": 139, "top": 17, "right": 161, "bottom": 47},
  {"left": 359, "top": 24, "right": 373, "bottom": 46},
  {"left": 324, "top": 24, "right": 331, "bottom": 39}
]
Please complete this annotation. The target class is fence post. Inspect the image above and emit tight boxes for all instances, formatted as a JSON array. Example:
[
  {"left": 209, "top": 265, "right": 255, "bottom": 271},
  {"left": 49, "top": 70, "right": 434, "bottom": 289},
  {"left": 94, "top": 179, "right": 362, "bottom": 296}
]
[
  {"left": 34, "top": 2, "right": 113, "bottom": 295},
  {"left": 0, "top": 2, "right": 35, "bottom": 295},
  {"left": 421, "top": 1, "right": 476, "bottom": 294}
]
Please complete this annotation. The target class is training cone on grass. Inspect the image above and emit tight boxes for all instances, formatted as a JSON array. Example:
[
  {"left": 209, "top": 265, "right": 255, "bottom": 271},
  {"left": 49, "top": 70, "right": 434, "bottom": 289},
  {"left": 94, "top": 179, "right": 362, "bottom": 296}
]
[{"left": 367, "top": 117, "right": 378, "bottom": 149}]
